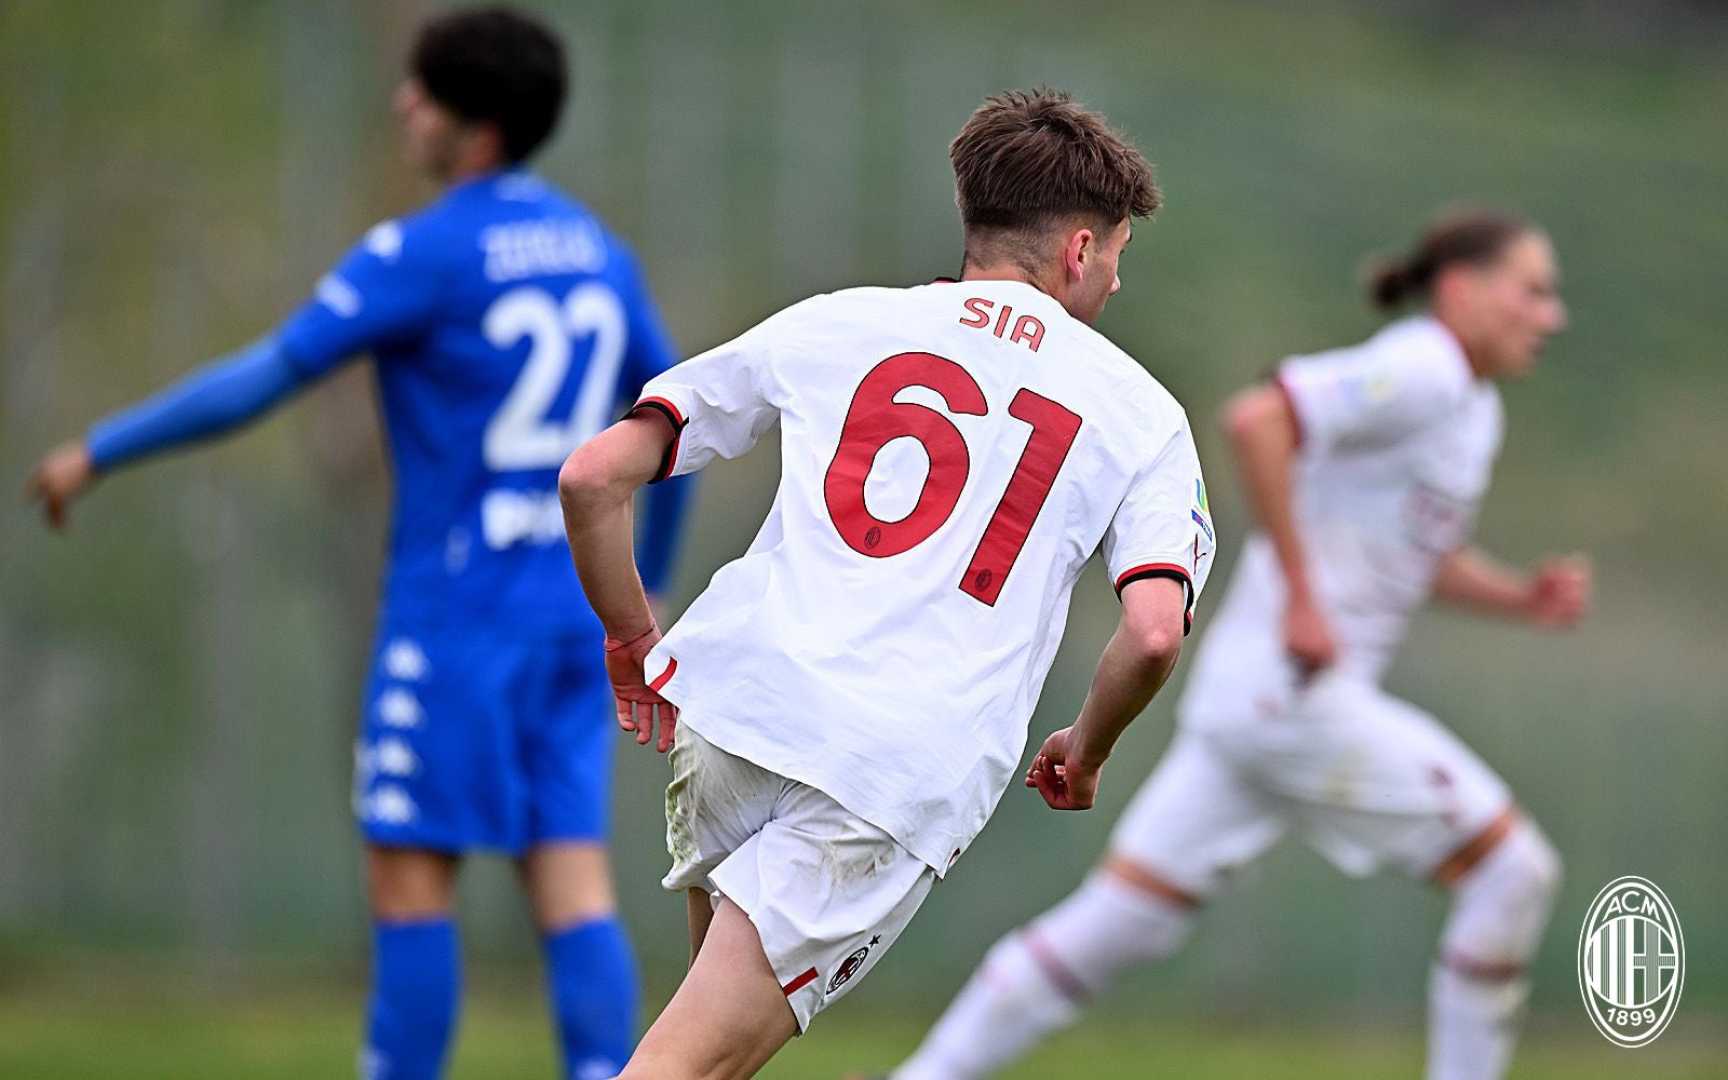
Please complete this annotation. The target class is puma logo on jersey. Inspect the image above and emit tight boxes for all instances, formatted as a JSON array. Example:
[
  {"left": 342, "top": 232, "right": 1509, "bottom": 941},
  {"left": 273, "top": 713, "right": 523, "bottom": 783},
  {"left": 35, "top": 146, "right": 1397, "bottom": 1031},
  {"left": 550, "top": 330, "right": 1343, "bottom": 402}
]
[{"left": 959, "top": 297, "right": 1045, "bottom": 352}]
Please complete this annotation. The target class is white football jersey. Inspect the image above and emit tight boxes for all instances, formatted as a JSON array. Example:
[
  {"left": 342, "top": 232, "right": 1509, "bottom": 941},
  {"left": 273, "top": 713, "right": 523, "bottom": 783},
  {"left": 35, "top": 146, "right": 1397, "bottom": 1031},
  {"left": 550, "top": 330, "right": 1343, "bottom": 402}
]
[
  {"left": 634, "top": 279, "right": 1213, "bottom": 874},
  {"left": 1178, "top": 315, "right": 1503, "bottom": 727}
]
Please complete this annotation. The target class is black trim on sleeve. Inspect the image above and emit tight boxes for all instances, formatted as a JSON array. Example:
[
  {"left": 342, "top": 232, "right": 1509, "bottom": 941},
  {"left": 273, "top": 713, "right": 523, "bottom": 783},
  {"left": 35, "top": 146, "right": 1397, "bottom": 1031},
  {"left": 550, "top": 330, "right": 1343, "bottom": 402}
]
[
  {"left": 628, "top": 398, "right": 687, "bottom": 484},
  {"left": 1114, "top": 566, "right": 1196, "bottom": 636}
]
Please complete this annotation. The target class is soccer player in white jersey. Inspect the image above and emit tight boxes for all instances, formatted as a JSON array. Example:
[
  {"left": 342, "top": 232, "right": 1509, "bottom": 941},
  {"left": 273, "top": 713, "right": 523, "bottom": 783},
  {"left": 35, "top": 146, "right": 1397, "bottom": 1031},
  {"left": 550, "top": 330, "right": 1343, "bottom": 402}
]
[
  {"left": 888, "top": 208, "right": 1591, "bottom": 1080},
  {"left": 556, "top": 89, "right": 1216, "bottom": 1078}
]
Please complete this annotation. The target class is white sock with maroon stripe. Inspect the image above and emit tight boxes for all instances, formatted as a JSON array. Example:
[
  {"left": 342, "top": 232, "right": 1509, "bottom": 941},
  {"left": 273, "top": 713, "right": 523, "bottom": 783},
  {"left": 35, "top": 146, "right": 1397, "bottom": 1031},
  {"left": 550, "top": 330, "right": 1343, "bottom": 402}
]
[
  {"left": 1427, "top": 963, "right": 1530, "bottom": 1080},
  {"left": 889, "top": 931, "right": 1078, "bottom": 1080},
  {"left": 892, "top": 872, "right": 1193, "bottom": 1080},
  {"left": 1426, "top": 822, "right": 1562, "bottom": 1080}
]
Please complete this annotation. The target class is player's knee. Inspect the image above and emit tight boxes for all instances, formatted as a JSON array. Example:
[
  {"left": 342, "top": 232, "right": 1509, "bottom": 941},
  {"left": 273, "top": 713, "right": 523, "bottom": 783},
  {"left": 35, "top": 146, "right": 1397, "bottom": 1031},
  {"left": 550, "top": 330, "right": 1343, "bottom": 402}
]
[
  {"left": 1497, "top": 823, "right": 1562, "bottom": 910},
  {"left": 1027, "top": 870, "right": 1194, "bottom": 988},
  {"left": 1528, "top": 827, "right": 1562, "bottom": 897},
  {"left": 1088, "top": 870, "right": 1195, "bottom": 964},
  {"left": 366, "top": 848, "right": 458, "bottom": 919},
  {"left": 522, "top": 842, "right": 618, "bottom": 932},
  {"left": 369, "top": 890, "right": 454, "bottom": 921},
  {"left": 1443, "top": 822, "right": 1562, "bottom": 968}
]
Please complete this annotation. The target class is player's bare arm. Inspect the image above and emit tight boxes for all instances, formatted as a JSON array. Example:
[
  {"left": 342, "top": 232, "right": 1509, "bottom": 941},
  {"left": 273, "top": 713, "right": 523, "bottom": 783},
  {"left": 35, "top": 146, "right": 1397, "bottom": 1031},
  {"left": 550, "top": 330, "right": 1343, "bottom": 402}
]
[
  {"left": 559, "top": 411, "right": 680, "bottom": 750},
  {"left": 1433, "top": 546, "right": 1592, "bottom": 628},
  {"left": 1221, "top": 381, "right": 1335, "bottom": 672},
  {"left": 1027, "top": 575, "right": 1187, "bottom": 811}
]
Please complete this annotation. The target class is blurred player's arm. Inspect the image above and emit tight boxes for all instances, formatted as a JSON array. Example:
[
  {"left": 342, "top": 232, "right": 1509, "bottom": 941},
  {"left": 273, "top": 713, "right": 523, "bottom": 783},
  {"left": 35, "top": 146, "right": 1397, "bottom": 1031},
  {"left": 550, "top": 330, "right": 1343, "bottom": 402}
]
[
  {"left": 1249, "top": 341, "right": 1478, "bottom": 669},
  {"left": 1432, "top": 545, "right": 1591, "bottom": 628},
  {"left": 1222, "top": 381, "right": 1334, "bottom": 671},
  {"left": 1027, "top": 576, "right": 1187, "bottom": 811},
  {"left": 25, "top": 221, "right": 436, "bottom": 530},
  {"left": 559, "top": 412, "right": 681, "bottom": 751},
  {"left": 25, "top": 338, "right": 316, "bottom": 529}
]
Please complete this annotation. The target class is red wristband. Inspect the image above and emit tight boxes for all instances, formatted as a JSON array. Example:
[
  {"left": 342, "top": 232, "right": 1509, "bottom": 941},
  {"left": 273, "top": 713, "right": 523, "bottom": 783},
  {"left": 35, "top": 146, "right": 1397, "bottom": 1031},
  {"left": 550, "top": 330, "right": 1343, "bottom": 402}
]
[{"left": 603, "top": 624, "right": 658, "bottom": 653}]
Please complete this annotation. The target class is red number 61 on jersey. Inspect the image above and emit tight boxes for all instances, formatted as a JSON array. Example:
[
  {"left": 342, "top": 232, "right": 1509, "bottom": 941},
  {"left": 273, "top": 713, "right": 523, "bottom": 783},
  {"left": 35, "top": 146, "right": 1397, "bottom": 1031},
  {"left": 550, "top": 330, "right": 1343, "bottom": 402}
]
[{"left": 823, "top": 351, "right": 1082, "bottom": 607}]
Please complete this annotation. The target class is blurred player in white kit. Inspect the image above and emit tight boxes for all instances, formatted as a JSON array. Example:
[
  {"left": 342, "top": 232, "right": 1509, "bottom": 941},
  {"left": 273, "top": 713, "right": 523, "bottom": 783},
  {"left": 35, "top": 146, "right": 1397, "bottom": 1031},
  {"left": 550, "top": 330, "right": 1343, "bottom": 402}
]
[
  {"left": 557, "top": 89, "right": 1218, "bottom": 1078},
  {"left": 890, "top": 208, "right": 1590, "bottom": 1080}
]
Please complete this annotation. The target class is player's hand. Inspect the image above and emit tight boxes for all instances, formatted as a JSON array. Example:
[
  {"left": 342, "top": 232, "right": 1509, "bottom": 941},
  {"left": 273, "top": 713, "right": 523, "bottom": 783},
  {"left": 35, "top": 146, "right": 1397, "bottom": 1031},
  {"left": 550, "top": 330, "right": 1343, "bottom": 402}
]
[
  {"left": 1024, "top": 726, "right": 1102, "bottom": 811},
  {"left": 1525, "top": 554, "right": 1592, "bottom": 629},
  {"left": 25, "top": 439, "right": 95, "bottom": 531},
  {"left": 1283, "top": 595, "right": 1337, "bottom": 678},
  {"left": 603, "top": 622, "right": 679, "bottom": 753}
]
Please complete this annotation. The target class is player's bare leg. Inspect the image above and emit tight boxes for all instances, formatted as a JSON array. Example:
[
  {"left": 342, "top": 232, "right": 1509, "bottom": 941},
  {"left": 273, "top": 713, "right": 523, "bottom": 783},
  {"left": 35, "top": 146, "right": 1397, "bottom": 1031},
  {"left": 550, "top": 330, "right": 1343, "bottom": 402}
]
[
  {"left": 368, "top": 845, "right": 460, "bottom": 918},
  {"left": 619, "top": 898, "right": 797, "bottom": 1080},
  {"left": 891, "top": 856, "right": 1200, "bottom": 1080},
  {"left": 1425, "top": 806, "right": 1561, "bottom": 1080},
  {"left": 364, "top": 846, "right": 462, "bottom": 1079},
  {"left": 517, "top": 841, "right": 618, "bottom": 929},
  {"left": 518, "top": 841, "right": 639, "bottom": 1079},
  {"left": 686, "top": 887, "right": 716, "bottom": 967}
]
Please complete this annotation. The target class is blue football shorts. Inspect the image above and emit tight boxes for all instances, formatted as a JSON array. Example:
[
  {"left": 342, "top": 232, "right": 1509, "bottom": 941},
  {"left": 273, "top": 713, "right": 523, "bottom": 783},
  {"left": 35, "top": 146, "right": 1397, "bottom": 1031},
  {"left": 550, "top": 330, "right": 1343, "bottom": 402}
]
[{"left": 352, "top": 622, "right": 615, "bottom": 854}]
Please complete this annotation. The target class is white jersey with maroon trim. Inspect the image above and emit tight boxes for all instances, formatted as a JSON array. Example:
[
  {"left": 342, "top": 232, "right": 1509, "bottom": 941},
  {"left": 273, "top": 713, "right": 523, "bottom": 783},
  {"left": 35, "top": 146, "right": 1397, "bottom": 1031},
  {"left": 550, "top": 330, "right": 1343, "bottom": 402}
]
[
  {"left": 631, "top": 279, "right": 1213, "bottom": 875},
  {"left": 1178, "top": 315, "right": 1503, "bottom": 728}
]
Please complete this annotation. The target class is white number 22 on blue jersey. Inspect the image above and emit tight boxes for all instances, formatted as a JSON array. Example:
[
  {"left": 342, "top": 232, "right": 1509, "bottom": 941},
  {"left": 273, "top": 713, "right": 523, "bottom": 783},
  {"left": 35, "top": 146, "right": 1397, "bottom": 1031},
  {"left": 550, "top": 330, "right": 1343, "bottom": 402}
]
[{"left": 482, "top": 282, "right": 626, "bottom": 471}]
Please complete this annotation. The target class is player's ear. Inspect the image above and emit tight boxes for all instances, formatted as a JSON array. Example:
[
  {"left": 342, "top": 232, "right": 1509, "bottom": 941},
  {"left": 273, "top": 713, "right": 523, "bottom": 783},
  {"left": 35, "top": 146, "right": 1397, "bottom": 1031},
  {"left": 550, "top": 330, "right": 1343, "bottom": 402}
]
[
  {"left": 1430, "top": 262, "right": 1475, "bottom": 317},
  {"left": 1063, "top": 226, "right": 1094, "bottom": 282}
]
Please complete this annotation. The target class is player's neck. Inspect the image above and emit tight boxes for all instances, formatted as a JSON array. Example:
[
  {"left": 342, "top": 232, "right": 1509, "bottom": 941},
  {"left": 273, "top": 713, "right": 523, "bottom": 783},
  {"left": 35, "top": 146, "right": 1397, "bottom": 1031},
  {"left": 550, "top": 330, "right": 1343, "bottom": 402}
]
[
  {"left": 1427, "top": 308, "right": 1491, "bottom": 380},
  {"left": 440, "top": 149, "right": 512, "bottom": 188},
  {"left": 959, "top": 262, "right": 1059, "bottom": 299}
]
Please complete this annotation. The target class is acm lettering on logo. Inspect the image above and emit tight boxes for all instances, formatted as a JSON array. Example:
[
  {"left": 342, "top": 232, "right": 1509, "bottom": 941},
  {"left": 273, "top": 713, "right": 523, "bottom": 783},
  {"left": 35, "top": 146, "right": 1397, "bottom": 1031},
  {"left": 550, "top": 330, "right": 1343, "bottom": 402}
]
[{"left": 1577, "top": 876, "right": 1684, "bottom": 1047}]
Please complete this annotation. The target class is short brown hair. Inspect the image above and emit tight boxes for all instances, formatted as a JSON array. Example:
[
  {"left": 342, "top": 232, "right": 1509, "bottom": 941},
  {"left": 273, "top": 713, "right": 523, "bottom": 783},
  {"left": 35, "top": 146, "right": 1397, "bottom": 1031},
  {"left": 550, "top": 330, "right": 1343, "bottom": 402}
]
[
  {"left": 951, "top": 89, "right": 1160, "bottom": 233},
  {"left": 1366, "top": 206, "right": 1536, "bottom": 311}
]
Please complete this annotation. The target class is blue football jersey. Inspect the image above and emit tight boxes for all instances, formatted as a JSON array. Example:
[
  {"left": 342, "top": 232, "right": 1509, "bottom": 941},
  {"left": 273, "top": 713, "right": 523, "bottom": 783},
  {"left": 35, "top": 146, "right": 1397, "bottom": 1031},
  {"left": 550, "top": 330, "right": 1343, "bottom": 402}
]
[{"left": 276, "top": 170, "right": 679, "bottom": 633}]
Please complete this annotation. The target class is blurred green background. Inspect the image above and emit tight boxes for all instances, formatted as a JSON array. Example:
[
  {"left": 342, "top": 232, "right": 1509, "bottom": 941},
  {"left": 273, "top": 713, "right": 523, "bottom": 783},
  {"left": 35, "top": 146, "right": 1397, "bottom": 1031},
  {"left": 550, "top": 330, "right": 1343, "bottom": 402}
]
[{"left": 3, "top": 0, "right": 1725, "bottom": 1075}]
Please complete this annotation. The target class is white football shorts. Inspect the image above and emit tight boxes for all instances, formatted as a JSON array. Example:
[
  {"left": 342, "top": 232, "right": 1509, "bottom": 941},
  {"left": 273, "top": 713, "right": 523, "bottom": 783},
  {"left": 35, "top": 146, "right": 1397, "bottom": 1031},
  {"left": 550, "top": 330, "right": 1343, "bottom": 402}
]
[
  {"left": 662, "top": 723, "right": 936, "bottom": 1032},
  {"left": 1114, "top": 672, "right": 1512, "bottom": 897}
]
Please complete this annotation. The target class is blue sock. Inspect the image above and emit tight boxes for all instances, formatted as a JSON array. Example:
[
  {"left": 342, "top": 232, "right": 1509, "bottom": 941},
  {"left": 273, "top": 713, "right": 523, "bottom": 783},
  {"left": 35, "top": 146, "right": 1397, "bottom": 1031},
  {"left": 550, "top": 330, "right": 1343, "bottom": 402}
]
[
  {"left": 364, "top": 918, "right": 460, "bottom": 1080},
  {"left": 543, "top": 916, "right": 639, "bottom": 1079}
]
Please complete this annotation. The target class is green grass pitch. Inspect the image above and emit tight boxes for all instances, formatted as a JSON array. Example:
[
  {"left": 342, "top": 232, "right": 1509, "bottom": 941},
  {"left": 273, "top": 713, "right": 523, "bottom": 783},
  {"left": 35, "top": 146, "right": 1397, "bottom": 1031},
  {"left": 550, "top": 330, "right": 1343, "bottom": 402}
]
[{"left": 0, "top": 988, "right": 1719, "bottom": 1078}]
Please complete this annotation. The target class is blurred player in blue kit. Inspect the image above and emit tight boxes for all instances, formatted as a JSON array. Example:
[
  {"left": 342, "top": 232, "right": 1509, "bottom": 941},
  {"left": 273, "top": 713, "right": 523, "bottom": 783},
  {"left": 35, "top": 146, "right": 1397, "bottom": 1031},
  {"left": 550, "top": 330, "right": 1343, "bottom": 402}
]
[{"left": 25, "top": 8, "right": 688, "bottom": 1078}]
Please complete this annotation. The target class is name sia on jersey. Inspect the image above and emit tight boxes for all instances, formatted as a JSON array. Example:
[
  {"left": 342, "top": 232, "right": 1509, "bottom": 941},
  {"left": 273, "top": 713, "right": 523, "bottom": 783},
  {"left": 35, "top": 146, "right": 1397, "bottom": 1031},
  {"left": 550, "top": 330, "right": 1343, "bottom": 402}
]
[
  {"left": 631, "top": 278, "right": 1212, "bottom": 1028},
  {"left": 633, "top": 277, "right": 1213, "bottom": 878}
]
